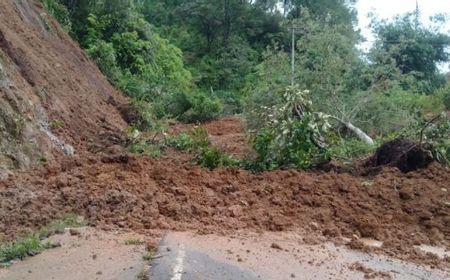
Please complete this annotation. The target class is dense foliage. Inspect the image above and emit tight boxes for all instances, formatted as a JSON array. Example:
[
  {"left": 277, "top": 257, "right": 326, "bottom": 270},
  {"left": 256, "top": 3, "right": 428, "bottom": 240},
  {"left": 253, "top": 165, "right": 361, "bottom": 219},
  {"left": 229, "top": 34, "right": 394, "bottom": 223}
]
[{"left": 42, "top": 0, "right": 450, "bottom": 168}]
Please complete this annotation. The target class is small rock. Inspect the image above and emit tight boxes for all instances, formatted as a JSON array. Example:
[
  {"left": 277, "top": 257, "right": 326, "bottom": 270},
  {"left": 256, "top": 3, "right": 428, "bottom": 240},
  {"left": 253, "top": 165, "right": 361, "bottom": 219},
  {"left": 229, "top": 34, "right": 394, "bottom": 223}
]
[
  {"left": 291, "top": 273, "right": 296, "bottom": 278},
  {"left": 96, "top": 271, "right": 102, "bottom": 275},
  {"left": 271, "top": 243, "right": 283, "bottom": 250},
  {"left": 399, "top": 191, "right": 412, "bottom": 200},
  {"left": 92, "top": 254, "right": 97, "bottom": 260},
  {"left": 228, "top": 205, "right": 243, "bottom": 217},
  {"left": 309, "top": 222, "right": 319, "bottom": 231},
  {"left": 69, "top": 228, "right": 81, "bottom": 236},
  {"left": 237, "top": 257, "right": 243, "bottom": 262}
]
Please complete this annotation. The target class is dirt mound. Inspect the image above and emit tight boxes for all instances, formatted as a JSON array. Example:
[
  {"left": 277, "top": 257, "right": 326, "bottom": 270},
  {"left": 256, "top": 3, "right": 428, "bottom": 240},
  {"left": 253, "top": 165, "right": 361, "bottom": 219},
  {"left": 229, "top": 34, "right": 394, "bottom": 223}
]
[
  {"left": 1, "top": 153, "right": 449, "bottom": 267},
  {"left": 367, "top": 138, "right": 434, "bottom": 173},
  {"left": 0, "top": 0, "right": 127, "bottom": 171}
]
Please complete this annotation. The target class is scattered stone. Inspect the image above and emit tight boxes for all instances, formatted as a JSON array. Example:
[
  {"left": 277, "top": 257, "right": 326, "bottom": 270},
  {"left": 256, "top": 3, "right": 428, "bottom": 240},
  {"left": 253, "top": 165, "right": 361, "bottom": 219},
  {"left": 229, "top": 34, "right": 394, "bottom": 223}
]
[
  {"left": 271, "top": 243, "right": 283, "bottom": 250},
  {"left": 92, "top": 254, "right": 97, "bottom": 260},
  {"left": 309, "top": 222, "right": 319, "bottom": 231},
  {"left": 96, "top": 271, "right": 102, "bottom": 275},
  {"left": 290, "top": 273, "right": 296, "bottom": 278}
]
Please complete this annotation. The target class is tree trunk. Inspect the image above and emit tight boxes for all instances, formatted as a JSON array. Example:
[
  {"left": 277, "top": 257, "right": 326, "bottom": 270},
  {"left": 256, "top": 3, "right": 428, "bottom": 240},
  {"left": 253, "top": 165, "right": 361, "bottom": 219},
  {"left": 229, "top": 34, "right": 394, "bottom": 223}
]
[{"left": 330, "top": 116, "right": 375, "bottom": 145}]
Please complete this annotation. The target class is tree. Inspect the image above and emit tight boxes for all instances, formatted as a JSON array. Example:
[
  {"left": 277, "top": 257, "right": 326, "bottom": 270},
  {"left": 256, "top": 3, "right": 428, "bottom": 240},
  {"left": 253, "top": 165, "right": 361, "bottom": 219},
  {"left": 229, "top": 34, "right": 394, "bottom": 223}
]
[{"left": 370, "top": 13, "right": 450, "bottom": 92}]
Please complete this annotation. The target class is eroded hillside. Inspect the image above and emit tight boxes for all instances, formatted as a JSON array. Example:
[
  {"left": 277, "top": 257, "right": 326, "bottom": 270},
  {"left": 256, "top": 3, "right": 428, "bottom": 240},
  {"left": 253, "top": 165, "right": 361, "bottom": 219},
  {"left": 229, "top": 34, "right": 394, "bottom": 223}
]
[{"left": 0, "top": 0, "right": 127, "bottom": 173}]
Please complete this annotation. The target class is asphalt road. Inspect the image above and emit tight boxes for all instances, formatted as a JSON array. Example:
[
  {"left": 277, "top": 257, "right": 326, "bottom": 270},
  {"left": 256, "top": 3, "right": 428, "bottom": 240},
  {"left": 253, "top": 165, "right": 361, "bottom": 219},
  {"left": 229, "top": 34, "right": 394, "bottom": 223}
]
[
  {"left": 149, "top": 232, "right": 450, "bottom": 280},
  {"left": 150, "top": 234, "right": 260, "bottom": 280}
]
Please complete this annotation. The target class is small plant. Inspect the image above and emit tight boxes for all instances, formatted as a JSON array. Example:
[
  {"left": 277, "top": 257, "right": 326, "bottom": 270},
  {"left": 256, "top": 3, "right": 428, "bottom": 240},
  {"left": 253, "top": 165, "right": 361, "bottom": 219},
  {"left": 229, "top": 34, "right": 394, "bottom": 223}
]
[
  {"left": 142, "top": 249, "right": 155, "bottom": 261},
  {"left": 49, "top": 119, "right": 64, "bottom": 129},
  {"left": 38, "top": 214, "right": 88, "bottom": 239},
  {"left": 125, "top": 237, "right": 144, "bottom": 246},
  {"left": 0, "top": 214, "right": 86, "bottom": 265},
  {"left": 166, "top": 133, "right": 195, "bottom": 151},
  {"left": 38, "top": 156, "right": 48, "bottom": 164},
  {"left": 0, "top": 235, "right": 43, "bottom": 263},
  {"left": 136, "top": 270, "right": 148, "bottom": 280},
  {"left": 128, "top": 139, "right": 162, "bottom": 157}
]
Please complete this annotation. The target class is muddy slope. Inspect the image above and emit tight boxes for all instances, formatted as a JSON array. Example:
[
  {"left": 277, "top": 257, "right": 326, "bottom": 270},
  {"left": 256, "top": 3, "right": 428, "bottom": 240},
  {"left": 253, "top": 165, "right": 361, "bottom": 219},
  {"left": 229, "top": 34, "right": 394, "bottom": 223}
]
[{"left": 0, "top": 0, "right": 127, "bottom": 172}]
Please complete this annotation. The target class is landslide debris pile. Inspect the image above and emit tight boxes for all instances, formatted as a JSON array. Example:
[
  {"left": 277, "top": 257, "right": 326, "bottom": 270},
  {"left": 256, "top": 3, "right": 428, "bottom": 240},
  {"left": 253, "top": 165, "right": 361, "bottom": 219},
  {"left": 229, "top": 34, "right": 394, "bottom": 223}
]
[
  {"left": 1, "top": 154, "right": 449, "bottom": 266},
  {"left": 0, "top": 0, "right": 449, "bottom": 270},
  {"left": 0, "top": 0, "right": 127, "bottom": 172}
]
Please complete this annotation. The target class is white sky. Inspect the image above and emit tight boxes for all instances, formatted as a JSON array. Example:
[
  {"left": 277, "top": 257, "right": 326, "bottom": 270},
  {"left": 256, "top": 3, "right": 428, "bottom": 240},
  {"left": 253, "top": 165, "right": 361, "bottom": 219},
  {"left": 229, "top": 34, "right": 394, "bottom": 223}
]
[{"left": 356, "top": 0, "right": 450, "bottom": 72}]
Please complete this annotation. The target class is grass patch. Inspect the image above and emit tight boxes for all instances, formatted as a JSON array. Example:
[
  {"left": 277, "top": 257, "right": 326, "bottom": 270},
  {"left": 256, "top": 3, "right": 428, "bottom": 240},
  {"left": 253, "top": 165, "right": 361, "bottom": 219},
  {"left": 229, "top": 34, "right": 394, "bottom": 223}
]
[
  {"left": 38, "top": 214, "right": 88, "bottom": 239},
  {"left": 142, "top": 249, "right": 156, "bottom": 261},
  {"left": 136, "top": 269, "right": 148, "bottom": 280},
  {"left": 124, "top": 237, "right": 144, "bottom": 246},
  {"left": 0, "top": 214, "right": 87, "bottom": 265}
]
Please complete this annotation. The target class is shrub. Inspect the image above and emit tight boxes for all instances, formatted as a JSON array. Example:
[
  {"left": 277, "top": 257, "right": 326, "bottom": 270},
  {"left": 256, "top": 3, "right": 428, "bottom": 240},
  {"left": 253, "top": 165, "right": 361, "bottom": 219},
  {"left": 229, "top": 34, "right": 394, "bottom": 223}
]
[
  {"left": 197, "top": 146, "right": 240, "bottom": 170},
  {"left": 179, "top": 91, "right": 223, "bottom": 123},
  {"left": 86, "top": 40, "right": 122, "bottom": 83},
  {"left": 352, "top": 88, "right": 444, "bottom": 136},
  {"left": 166, "top": 133, "right": 195, "bottom": 151},
  {"left": 128, "top": 139, "right": 162, "bottom": 157},
  {"left": 245, "top": 86, "right": 331, "bottom": 170},
  {"left": 40, "top": 0, "right": 72, "bottom": 32}
]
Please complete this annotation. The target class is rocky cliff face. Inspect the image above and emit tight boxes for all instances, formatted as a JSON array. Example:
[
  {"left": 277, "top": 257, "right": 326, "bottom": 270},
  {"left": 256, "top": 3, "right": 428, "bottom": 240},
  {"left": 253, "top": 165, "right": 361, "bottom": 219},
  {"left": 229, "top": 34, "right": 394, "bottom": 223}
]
[{"left": 0, "top": 0, "right": 128, "bottom": 173}]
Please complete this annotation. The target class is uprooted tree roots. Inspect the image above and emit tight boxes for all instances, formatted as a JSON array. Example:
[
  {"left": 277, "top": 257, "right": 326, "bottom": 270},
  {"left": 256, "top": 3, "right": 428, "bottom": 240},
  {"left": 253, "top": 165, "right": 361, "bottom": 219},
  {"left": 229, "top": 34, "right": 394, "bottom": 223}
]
[{"left": 367, "top": 138, "right": 434, "bottom": 173}]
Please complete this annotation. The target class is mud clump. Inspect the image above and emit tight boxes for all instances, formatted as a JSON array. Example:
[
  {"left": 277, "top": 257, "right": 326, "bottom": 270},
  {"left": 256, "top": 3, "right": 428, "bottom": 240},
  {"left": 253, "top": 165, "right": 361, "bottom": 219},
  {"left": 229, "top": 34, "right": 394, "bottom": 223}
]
[{"left": 367, "top": 138, "right": 434, "bottom": 173}]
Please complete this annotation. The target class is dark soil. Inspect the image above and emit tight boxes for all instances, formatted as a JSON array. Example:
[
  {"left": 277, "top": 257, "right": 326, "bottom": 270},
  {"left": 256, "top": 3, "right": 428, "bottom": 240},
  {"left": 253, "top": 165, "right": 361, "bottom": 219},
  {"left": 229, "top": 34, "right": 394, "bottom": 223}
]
[{"left": 367, "top": 138, "right": 434, "bottom": 173}]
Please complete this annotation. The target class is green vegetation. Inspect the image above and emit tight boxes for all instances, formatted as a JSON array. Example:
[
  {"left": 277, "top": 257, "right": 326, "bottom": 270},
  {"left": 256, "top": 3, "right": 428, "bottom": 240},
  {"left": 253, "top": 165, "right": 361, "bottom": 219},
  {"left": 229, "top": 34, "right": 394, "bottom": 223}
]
[
  {"left": 245, "top": 86, "right": 331, "bottom": 170},
  {"left": 142, "top": 249, "right": 156, "bottom": 261},
  {"left": 0, "top": 214, "right": 87, "bottom": 265},
  {"left": 42, "top": 0, "right": 450, "bottom": 169},
  {"left": 124, "top": 237, "right": 144, "bottom": 246},
  {"left": 49, "top": 119, "right": 65, "bottom": 129},
  {"left": 128, "top": 126, "right": 240, "bottom": 170},
  {"left": 136, "top": 270, "right": 149, "bottom": 280}
]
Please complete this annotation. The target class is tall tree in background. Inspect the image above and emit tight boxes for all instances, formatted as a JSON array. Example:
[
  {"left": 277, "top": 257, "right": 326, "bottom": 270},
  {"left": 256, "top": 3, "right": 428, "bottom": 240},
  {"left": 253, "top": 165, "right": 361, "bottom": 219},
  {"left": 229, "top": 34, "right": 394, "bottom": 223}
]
[{"left": 370, "top": 13, "right": 450, "bottom": 92}]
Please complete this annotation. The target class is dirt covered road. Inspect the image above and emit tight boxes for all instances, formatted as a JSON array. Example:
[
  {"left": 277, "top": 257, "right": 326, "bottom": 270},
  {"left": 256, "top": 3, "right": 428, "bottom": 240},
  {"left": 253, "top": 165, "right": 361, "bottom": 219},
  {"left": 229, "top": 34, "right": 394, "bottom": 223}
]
[{"left": 1, "top": 117, "right": 449, "bottom": 271}]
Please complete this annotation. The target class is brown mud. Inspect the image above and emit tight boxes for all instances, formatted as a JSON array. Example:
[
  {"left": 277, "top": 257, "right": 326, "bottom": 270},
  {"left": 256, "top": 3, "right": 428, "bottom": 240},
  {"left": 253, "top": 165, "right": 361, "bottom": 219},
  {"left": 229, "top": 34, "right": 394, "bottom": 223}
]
[{"left": 1, "top": 118, "right": 449, "bottom": 269}]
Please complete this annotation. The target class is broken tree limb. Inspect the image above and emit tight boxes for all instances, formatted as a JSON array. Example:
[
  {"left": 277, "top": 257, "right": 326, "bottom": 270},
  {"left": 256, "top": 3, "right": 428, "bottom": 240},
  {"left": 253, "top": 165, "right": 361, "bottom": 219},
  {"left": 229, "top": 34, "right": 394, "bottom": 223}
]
[{"left": 328, "top": 115, "right": 375, "bottom": 145}]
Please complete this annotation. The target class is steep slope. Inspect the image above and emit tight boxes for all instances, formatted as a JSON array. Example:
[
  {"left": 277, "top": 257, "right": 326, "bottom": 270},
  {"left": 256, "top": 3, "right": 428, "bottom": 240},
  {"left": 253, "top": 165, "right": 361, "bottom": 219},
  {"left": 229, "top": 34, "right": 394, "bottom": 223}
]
[{"left": 0, "top": 0, "right": 127, "bottom": 173}]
